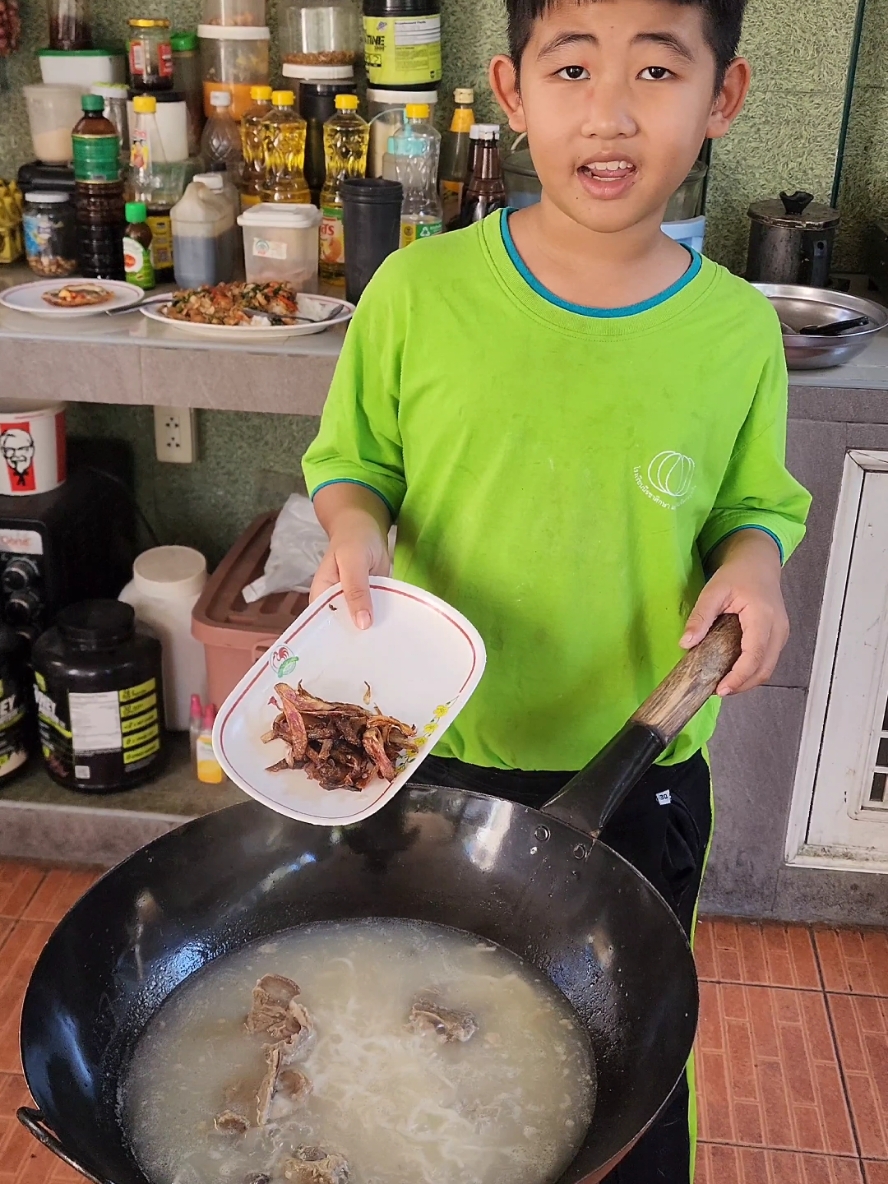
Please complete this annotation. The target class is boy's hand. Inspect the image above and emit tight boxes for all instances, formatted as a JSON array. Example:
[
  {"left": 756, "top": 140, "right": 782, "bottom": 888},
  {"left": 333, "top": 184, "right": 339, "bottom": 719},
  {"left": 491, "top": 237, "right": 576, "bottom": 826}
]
[
  {"left": 310, "top": 483, "right": 392, "bottom": 628},
  {"left": 679, "top": 530, "right": 788, "bottom": 697}
]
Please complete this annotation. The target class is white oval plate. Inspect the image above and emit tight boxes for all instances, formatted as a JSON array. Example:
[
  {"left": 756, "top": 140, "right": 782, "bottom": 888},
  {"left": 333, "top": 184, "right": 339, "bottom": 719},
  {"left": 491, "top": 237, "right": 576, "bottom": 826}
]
[
  {"left": 0, "top": 279, "right": 145, "bottom": 318},
  {"left": 140, "top": 292, "right": 354, "bottom": 339},
  {"left": 213, "top": 577, "right": 487, "bottom": 827}
]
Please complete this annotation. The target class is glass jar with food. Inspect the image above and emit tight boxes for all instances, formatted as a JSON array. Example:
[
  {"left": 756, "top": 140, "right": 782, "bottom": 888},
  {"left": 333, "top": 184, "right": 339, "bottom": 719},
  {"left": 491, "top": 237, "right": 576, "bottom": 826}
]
[
  {"left": 280, "top": 0, "right": 360, "bottom": 69},
  {"left": 23, "top": 191, "right": 77, "bottom": 277},
  {"left": 199, "top": 25, "right": 270, "bottom": 121},
  {"left": 47, "top": 0, "right": 91, "bottom": 51},
  {"left": 127, "top": 18, "right": 174, "bottom": 92}
]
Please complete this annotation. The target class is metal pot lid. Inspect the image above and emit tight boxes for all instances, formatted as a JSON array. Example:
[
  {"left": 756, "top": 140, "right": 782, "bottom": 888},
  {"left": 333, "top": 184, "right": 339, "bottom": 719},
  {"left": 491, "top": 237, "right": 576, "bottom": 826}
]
[{"left": 748, "top": 190, "right": 840, "bottom": 229}]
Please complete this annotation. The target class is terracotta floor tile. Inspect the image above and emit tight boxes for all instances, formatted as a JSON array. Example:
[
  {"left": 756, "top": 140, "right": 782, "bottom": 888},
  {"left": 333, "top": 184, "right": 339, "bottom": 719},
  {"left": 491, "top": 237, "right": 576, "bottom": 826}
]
[
  {"left": 696, "top": 1144, "right": 864, "bottom": 1183},
  {"left": 865, "top": 1164, "right": 888, "bottom": 1184},
  {"left": 0, "top": 1074, "right": 30, "bottom": 1119},
  {"left": 696, "top": 918, "right": 820, "bottom": 989},
  {"left": 695, "top": 984, "right": 855, "bottom": 1155},
  {"left": 817, "top": 929, "right": 888, "bottom": 997},
  {"left": 828, "top": 994, "right": 888, "bottom": 1159},
  {"left": 0, "top": 919, "right": 14, "bottom": 955},
  {"left": 0, "top": 922, "right": 54, "bottom": 1076},
  {"left": 0, "top": 867, "right": 43, "bottom": 922},
  {"left": 20, "top": 869, "right": 101, "bottom": 924}
]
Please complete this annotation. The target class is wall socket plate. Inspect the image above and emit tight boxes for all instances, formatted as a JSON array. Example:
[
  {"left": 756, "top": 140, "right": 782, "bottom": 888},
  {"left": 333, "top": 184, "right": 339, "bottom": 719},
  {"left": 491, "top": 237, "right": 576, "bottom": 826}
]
[{"left": 154, "top": 407, "right": 197, "bottom": 464}]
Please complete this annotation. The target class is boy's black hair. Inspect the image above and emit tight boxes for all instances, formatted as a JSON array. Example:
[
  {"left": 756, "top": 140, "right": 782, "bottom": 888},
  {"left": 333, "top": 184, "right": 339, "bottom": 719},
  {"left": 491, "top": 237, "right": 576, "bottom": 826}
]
[{"left": 506, "top": 0, "right": 748, "bottom": 88}]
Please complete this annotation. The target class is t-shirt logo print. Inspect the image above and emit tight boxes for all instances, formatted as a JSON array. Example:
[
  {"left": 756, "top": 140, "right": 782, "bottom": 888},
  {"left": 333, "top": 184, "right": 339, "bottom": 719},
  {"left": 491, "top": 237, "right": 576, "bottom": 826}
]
[{"left": 634, "top": 450, "right": 696, "bottom": 510}]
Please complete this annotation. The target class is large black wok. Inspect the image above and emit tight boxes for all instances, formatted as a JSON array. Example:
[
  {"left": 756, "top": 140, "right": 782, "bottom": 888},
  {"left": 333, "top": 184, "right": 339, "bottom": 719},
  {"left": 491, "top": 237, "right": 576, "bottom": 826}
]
[{"left": 18, "top": 616, "right": 741, "bottom": 1184}]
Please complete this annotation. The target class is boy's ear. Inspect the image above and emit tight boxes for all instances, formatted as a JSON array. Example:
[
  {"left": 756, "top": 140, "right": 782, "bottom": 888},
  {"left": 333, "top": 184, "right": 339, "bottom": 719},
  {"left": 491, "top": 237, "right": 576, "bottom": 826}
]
[
  {"left": 490, "top": 54, "right": 527, "bottom": 133},
  {"left": 707, "top": 56, "right": 751, "bottom": 140}
]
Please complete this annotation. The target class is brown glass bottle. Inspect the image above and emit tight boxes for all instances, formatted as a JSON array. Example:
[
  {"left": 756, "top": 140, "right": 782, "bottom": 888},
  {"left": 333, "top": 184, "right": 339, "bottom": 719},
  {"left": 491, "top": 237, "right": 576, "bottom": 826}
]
[{"left": 459, "top": 130, "right": 507, "bottom": 228}]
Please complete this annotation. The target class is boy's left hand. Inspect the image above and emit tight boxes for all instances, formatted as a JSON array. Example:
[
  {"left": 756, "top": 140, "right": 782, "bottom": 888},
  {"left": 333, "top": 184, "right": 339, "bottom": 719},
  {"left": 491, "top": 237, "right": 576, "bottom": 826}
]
[{"left": 679, "top": 529, "right": 788, "bottom": 697}]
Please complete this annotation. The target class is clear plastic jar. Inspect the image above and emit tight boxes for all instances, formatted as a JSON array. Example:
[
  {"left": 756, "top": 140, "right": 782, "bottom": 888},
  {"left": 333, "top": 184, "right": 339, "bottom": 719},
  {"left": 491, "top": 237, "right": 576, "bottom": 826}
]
[
  {"left": 23, "top": 191, "right": 77, "bottom": 277},
  {"left": 128, "top": 18, "right": 174, "bottom": 91},
  {"left": 199, "top": 25, "right": 270, "bottom": 120},
  {"left": 91, "top": 83, "right": 129, "bottom": 163},
  {"left": 280, "top": 0, "right": 360, "bottom": 68},
  {"left": 201, "top": 0, "right": 265, "bottom": 25},
  {"left": 172, "top": 30, "right": 205, "bottom": 155},
  {"left": 366, "top": 85, "right": 436, "bottom": 177}
]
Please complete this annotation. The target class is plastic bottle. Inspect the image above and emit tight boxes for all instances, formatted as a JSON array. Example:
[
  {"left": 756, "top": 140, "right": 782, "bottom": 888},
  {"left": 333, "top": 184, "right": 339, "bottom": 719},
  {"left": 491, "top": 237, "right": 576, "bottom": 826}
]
[
  {"left": 240, "top": 84, "right": 273, "bottom": 211},
  {"left": 319, "top": 93, "right": 368, "bottom": 286},
  {"left": 389, "top": 102, "right": 442, "bottom": 247},
  {"left": 439, "top": 86, "right": 474, "bottom": 229},
  {"left": 189, "top": 693, "right": 202, "bottom": 763},
  {"left": 260, "top": 89, "right": 310, "bottom": 204},
  {"left": 201, "top": 90, "right": 244, "bottom": 172},
  {"left": 460, "top": 124, "right": 507, "bottom": 227},
  {"left": 123, "top": 200, "right": 155, "bottom": 290},
  {"left": 171, "top": 178, "right": 237, "bottom": 286},
  {"left": 128, "top": 94, "right": 175, "bottom": 282},
  {"left": 196, "top": 704, "right": 223, "bottom": 783},
  {"left": 72, "top": 92, "right": 125, "bottom": 280}
]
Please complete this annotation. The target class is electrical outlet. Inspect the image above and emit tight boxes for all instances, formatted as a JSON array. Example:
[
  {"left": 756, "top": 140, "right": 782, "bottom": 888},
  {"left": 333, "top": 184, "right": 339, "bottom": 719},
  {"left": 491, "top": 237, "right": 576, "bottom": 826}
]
[{"left": 154, "top": 406, "right": 197, "bottom": 464}]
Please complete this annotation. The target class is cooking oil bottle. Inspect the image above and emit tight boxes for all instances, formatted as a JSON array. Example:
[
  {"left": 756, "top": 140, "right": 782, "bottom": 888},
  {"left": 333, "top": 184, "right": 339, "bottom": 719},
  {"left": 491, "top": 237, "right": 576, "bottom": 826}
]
[
  {"left": 319, "top": 93, "right": 369, "bottom": 286},
  {"left": 240, "top": 84, "right": 273, "bottom": 211},
  {"left": 260, "top": 90, "right": 310, "bottom": 205}
]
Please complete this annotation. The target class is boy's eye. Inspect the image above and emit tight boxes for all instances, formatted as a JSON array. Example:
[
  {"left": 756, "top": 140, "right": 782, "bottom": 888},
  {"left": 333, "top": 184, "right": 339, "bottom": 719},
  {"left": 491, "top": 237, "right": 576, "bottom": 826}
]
[
  {"left": 557, "top": 65, "right": 590, "bottom": 80},
  {"left": 639, "top": 66, "right": 673, "bottom": 81}
]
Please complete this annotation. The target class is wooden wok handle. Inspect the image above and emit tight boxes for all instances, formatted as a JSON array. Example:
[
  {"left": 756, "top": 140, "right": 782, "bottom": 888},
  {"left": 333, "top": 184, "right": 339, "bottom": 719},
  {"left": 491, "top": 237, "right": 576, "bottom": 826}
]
[{"left": 632, "top": 614, "right": 743, "bottom": 745}]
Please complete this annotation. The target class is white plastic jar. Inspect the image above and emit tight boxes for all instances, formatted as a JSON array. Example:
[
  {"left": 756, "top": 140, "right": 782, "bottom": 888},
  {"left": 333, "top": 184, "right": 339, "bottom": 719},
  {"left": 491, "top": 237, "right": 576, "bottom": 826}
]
[
  {"left": 237, "top": 201, "right": 321, "bottom": 288},
  {"left": 119, "top": 546, "right": 208, "bottom": 730}
]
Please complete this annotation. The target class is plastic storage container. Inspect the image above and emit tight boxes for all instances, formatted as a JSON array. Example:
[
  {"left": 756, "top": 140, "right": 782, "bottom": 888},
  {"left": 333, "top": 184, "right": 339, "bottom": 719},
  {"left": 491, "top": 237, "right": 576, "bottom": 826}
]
[
  {"left": 48, "top": 0, "right": 91, "bottom": 51},
  {"left": 366, "top": 85, "right": 436, "bottom": 177},
  {"left": 363, "top": 0, "right": 441, "bottom": 88},
  {"left": 199, "top": 25, "right": 270, "bottom": 120},
  {"left": 664, "top": 159, "right": 707, "bottom": 222},
  {"left": 191, "top": 512, "right": 308, "bottom": 708},
  {"left": 91, "top": 83, "right": 129, "bottom": 162},
  {"left": 171, "top": 177, "right": 237, "bottom": 286},
  {"left": 22, "top": 191, "right": 77, "bottom": 276},
  {"left": 32, "top": 599, "right": 166, "bottom": 793},
  {"left": 119, "top": 546, "right": 208, "bottom": 732},
  {"left": 23, "top": 84, "right": 84, "bottom": 164},
  {"left": 172, "top": 30, "right": 204, "bottom": 155},
  {"left": 237, "top": 201, "right": 320, "bottom": 288},
  {"left": 662, "top": 214, "right": 706, "bottom": 254},
  {"left": 202, "top": 0, "right": 265, "bottom": 25},
  {"left": 38, "top": 49, "right": 126, "bottom": 86},
  {"left": 127, "top": 18, "right": 174, "bottom": 91},
  {"left": 280, "top": 0, "right": 360, "bottom": 68}
]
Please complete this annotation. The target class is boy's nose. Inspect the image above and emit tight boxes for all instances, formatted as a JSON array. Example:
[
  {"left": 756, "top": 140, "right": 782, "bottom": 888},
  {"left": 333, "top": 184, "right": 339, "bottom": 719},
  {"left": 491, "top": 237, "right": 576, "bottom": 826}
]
[{"left": 578, "top": 75, "right": 638, "bottom": 142}]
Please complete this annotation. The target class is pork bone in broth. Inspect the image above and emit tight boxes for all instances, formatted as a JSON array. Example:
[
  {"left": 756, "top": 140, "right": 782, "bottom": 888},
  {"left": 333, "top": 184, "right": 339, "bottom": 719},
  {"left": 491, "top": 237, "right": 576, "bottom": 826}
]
[{"left": 123, "top": 919, "right": 596, "bottom": 1184}]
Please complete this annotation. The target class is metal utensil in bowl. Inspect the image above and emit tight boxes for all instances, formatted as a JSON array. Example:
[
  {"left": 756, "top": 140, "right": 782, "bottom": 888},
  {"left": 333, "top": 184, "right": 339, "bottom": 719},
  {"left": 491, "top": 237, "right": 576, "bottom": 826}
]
[{"left": 753, "top": 283, "right": 888, "bottom": 369}]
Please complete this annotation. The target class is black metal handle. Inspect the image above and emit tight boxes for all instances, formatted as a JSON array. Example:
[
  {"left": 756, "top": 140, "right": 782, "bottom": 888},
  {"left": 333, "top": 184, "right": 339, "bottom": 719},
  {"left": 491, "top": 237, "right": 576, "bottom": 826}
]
[
  {"left": 17, "top": 1108, "right": 105, "bottom": 1184},
  {"left": 780, "top": 189, "right": 814, "bottom": 215},
  {"left": 798, "top": 315, "right": 869, "bottom": 336}
]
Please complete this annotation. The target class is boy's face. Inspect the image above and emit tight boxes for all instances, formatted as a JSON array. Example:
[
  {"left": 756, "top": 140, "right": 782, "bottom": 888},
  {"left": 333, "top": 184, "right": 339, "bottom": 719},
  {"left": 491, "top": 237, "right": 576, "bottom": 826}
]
[{"left": 491, "top": 0, "right": 749, "bottom": 235}]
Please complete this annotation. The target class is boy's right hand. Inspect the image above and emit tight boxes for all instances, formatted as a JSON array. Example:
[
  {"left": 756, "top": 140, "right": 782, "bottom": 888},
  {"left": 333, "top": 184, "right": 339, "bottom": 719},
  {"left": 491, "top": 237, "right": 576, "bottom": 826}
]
[{"left": 309, "top": 484, "right": 393, "bottom": 629}]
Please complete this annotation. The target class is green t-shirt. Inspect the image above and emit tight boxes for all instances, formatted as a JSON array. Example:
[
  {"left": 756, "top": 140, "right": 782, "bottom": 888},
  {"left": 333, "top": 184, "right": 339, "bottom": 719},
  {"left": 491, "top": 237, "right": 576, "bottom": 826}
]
[{"left": 302, "top": 211, "right": 811, "bottom": 771}]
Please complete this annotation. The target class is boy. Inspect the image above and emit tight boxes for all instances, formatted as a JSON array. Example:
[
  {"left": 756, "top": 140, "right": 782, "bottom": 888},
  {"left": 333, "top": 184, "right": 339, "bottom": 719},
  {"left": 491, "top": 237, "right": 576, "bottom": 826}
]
[{"left": 302, "top": 0, "right": 811, "bottom": 1178}]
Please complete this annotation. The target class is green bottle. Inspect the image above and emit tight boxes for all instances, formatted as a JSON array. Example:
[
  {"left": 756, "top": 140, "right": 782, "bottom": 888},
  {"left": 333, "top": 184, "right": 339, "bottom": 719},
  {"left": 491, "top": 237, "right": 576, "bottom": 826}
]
[{"left": 123, "top": 201, "right": 155, "bottom": 290}]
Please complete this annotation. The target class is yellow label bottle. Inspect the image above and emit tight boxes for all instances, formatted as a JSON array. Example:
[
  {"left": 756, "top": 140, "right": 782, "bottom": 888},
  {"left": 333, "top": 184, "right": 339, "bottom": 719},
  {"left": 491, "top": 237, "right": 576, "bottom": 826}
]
[{"left": 319, "top": 93, "right": 369, "bottom": 286}]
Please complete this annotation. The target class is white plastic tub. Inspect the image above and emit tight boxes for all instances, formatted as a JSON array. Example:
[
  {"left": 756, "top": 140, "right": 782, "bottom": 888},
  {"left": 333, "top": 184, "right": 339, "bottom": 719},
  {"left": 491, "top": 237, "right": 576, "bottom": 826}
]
[
  {"left": 38, "top": 48, "right": 127, "bottom": 87},
  {"left": 237, "top": 201, "right": 321, "bottom": 289}
]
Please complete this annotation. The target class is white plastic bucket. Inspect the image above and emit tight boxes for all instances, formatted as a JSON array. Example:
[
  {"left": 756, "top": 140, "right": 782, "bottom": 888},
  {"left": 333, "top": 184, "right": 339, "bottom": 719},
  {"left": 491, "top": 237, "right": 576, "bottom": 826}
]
[{"left": 0, "top": 400, "right": 66, "bottom": 495}]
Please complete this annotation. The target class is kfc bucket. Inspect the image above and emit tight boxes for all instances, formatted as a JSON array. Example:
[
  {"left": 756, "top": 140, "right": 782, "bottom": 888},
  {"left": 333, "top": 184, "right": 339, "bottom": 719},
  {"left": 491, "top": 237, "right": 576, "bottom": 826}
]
[{"left": 0, "top": 402, "right": 66, "bottom": 495}]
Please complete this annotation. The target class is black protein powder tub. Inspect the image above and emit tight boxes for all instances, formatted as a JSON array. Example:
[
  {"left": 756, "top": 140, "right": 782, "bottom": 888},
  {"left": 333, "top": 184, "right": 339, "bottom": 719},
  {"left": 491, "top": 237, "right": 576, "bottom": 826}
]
[
  {"left": 0, "top": 625, "right": 32, "bottom": 783},
  {"left": 32, "top": 600, "right": 166, "bottom": 792}
]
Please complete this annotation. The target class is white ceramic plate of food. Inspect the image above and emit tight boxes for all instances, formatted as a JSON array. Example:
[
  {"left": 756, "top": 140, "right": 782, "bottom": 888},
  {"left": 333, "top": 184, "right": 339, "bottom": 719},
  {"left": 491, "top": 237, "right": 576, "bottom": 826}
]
[
  {"left": 0, "top": 279, "right": 145, "bottom": 318},
  {"left": 140, "top": 291, "right": 354, "bottom": 340},
  {"left": 213, "top": 577, "right": 487, "bottom": 826}
]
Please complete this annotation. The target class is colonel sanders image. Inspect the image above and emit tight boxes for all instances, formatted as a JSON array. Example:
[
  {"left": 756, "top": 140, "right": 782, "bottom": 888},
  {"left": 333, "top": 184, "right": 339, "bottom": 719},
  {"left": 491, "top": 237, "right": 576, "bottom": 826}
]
[{"left": 0, "top": 428, "right": 35, "bottom": 488}]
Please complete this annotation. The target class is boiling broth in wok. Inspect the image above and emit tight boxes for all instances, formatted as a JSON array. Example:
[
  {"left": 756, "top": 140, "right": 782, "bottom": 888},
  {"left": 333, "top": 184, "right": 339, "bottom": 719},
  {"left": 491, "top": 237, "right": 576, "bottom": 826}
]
[{"left": 123, "top": 918, "right": 596, "bottom": 1184}]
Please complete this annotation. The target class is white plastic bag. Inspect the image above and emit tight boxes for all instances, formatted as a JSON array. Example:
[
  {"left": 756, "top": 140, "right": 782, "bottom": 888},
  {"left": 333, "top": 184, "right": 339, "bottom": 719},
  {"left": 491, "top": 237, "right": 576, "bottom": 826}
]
[{"left": 242, "top": 494, "right": 328, "bottom": 603}]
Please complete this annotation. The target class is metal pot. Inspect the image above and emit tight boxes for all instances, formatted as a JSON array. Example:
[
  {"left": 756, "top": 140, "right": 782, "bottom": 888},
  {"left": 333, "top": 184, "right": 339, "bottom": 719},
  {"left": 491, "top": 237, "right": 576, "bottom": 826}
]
[{"left": 746, "top": 190, "right": 839, "bottom": 288}]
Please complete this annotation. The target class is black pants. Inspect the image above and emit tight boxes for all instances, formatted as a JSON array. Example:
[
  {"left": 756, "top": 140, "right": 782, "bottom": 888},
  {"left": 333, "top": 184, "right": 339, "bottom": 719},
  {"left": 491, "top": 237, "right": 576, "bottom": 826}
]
[{"left": 418, "top": 751, "right": 713, "bottom": 1184}]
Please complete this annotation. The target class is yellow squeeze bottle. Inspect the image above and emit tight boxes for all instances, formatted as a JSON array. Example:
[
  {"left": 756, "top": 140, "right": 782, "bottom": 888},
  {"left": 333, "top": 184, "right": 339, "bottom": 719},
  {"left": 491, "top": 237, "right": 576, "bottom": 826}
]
[
  {"left": 196, "top": 704, "right": 224, "bottom": 784},
  {"left": 260, "top": 90, "right": 310, "bottom": 204}
]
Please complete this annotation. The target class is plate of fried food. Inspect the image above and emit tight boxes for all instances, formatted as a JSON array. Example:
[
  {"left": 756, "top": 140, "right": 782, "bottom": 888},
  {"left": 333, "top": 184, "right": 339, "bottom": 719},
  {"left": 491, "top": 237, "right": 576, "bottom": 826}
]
[
  {"left": 213, "top": 577, "right": 487, "bottom": 826},
  {"left": 140, "top": 281, "right": 354, "bottom": 340},
  {"left": 0, "top": 279, "right": 145, "bottom": 318}
]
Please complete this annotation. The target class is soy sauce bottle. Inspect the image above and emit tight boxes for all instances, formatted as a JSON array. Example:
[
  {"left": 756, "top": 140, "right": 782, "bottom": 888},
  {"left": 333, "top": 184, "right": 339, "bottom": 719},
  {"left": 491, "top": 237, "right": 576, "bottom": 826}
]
[
  {"left": 72, "top": 93, "right": 125, "bottom": 279},
  {"left": 460, "top": 125, "right": 507, "bottom": 228}
]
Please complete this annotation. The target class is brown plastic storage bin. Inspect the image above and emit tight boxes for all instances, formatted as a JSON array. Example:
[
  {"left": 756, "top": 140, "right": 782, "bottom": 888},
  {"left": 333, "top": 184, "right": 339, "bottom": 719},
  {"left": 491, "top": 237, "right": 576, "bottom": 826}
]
[{"left": 191, "top": 511, "right": 309, "bottom": 707}]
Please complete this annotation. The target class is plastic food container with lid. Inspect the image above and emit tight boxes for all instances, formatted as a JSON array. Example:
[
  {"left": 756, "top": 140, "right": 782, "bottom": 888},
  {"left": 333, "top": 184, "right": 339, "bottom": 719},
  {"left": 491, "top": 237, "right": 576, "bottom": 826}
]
[
  {"left": 22, "top": 83, "right": 84, "bottom": 164},
  {"left": 119, "top": 546, "right": 209, "bottom": 731},
  {"left": 38, "top": 48, "right": 127, "bottom": 87},
  {"left": 128, "top": 18, "right": 174, "bottom": 91},
  {"left": 363, "top": 0, "right": 441, "bottom": 88},
  {"left": 366, "top": 86, "right": 436, "bottom": 177},
  {"left": 237, "top": 201, "right": 321, "bottom": 288},
  {"left": 280, "top": 0, "right": 361, "bottom": 68},
  {"left": 32, "top": 599, "right": 166, "bottom": 793},
  {"left": 202, "top": 0, "right": 266, "bottom": 25},
  {"left": 199, "top": 24, "right": 270, "bottom": 119},
  {"left": 23, "top": 191, "right": 77, "bottom": 277}
]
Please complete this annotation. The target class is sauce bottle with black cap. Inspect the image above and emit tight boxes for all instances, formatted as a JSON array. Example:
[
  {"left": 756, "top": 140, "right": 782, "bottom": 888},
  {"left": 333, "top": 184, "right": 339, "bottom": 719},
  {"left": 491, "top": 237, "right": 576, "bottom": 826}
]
[{"left": 32, "top": 600, "right": 166, "bottom": 792}]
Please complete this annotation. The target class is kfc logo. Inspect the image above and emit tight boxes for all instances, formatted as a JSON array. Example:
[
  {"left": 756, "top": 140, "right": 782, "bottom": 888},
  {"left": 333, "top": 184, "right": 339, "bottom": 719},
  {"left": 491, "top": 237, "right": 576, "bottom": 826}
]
[{"left": 0, "top": 425, "right": 36, "bottom": 491}]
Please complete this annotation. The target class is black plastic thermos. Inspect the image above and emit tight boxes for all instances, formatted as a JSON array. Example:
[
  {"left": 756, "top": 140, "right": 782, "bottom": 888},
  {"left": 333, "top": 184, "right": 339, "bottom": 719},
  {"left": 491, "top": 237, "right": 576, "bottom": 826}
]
[{"left": 342, "top": 178, "right": 403, "bottom": 304}]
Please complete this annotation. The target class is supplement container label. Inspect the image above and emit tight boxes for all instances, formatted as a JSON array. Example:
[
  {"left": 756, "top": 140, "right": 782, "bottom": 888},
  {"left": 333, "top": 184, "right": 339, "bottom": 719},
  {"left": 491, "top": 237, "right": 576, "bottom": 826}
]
[
  {"left": 401, "top": 218, "right": 442, "bottom": 248},
  {"left": 34, "top": 670, "right": 161, "bottom": 788},
  {"left": 72, "top": 134, "right": 121, "bottom": 183},
  {"left": 253, "top": 238, "right": 288, "bottom": 260},
  {"left": 364, "top": 14, "right": 442, "bottom": 86},
  {"left": 147, "top": 213, "right": 173, "bottom": 270},
  {"left": 0, "top": 670, "right": 29, "bottom": 779},
  {"left": 124, "top": 235, "right": 155, "bottom": 289},
  {"left": 320, "top": 207, "right": 344, "bottom": 267}
]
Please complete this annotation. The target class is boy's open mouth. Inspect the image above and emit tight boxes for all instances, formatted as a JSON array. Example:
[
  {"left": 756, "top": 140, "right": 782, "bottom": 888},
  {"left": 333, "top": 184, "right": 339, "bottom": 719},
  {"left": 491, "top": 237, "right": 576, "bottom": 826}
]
[{"left": 577, "top": 158, "right": 638, "bottom": 200}]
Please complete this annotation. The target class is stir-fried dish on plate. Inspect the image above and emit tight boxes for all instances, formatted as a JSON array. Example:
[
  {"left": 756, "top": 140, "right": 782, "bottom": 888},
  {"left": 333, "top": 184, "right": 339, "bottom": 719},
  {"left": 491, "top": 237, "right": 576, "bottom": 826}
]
[{"left": 161, "top": 282, "right": 336, "bottom": 327}]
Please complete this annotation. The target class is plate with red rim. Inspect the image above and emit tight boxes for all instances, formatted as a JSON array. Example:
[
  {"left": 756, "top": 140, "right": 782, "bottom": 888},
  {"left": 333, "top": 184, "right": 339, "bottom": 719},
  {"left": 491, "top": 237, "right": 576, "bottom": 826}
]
[{"left": 213, "top": 577, "right": 487, "bottom": 826}]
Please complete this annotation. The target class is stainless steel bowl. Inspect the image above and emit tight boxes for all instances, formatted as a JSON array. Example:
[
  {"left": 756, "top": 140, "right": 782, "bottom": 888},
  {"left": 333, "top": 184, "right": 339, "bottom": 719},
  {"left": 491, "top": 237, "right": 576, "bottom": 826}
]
[{"left": 752, "top": 283, "right": 888, "bottom": 370}]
